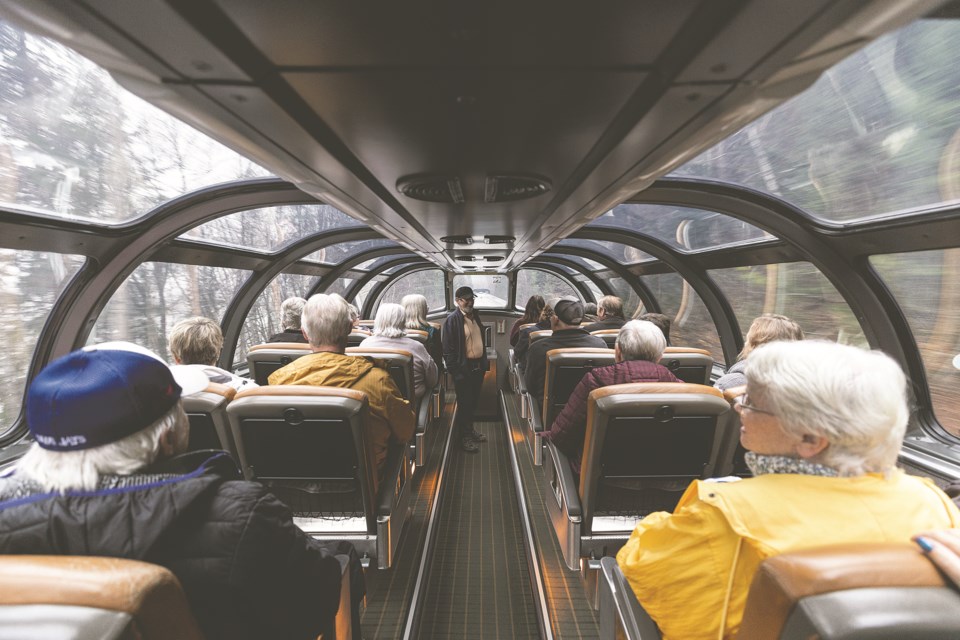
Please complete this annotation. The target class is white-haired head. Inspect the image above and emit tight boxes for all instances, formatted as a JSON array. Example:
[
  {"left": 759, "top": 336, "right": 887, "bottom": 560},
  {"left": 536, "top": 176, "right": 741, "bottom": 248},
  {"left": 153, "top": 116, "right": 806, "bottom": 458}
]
[
  {"left": 401, "top": 294, "right": 429, "bottom": 330},
  {"left": 616, "top": 320, "right": 667, "bottom": 362},
  {"left": 280, "top": 297, "right": 307, "bottom": 331},
  {"left": 302, "top": 294, "right": 353, "bottom": 349},
  {"left": 373, "top": 303, "right": 407, "bottom": 338},
  {"left": 746, "top": 340, "right": 908, "bottom": 476}
]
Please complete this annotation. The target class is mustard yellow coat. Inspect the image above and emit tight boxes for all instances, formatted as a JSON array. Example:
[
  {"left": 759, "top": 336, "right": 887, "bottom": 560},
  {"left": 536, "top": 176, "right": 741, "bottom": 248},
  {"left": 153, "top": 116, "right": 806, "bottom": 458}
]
[
  {"left": 269, "top": 351, "right": 415, "bottom": 481},
  {"left": 616, "top": 470, "right": 960, "bottom": 640}
]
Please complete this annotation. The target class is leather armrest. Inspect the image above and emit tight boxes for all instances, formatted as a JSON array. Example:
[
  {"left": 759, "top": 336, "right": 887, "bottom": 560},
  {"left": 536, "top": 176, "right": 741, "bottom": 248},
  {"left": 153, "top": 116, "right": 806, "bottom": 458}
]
[
  {"left": 528, "top": 396, "right": 544, "bottom": 432},
  {"left": 546, "top": 440, "right": 581, "bottom": 518},
  {"left": 599, "top": 556, "right": 663, "bottom": 640},
  {"left": 416, "top": 392, "right": 432, "bottom": 433}
]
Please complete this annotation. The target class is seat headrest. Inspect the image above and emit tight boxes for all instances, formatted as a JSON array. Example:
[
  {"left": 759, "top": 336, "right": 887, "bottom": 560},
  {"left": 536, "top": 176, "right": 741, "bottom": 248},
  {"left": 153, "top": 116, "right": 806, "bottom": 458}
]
[
  {"left": 248, "top": 342, "right": 312, "bottom": 352},
  {"left": 723, "top": 385, "right": 746, "bottom": 403},
  {"left": 234, "top": 385, "right": 367, "bottom": 402},
  {"left": 740, "top": 543, "right": 946, "bottom": 640},
  {"left": 663, "top": 346, "right": 711, "bottom": 356},
  {"left": 589, "top": 382, "right": 722, "bottom": 400},
  {"left": 345, "top": 347, "right": 413, "bottom": 359},
  {"left": 545, "top": 347, "right": 614, "bottom": 358},
  {"left": 199, "top": 381, "right": 237, "bottom": 400}
]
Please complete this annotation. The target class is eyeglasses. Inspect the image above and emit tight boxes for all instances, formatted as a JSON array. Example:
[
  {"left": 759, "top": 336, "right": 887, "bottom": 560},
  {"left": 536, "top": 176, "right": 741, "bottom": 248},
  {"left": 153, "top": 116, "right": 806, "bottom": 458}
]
[{"left": 734, "top": 394, "right": 776, "bottom": 416}]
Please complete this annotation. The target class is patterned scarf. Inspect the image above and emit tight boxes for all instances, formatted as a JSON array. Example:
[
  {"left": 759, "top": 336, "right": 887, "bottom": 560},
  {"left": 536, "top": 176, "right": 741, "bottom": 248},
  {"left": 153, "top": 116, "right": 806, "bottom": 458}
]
[{"left": 745, "top": 452, "right": 838, "bottom": 478}]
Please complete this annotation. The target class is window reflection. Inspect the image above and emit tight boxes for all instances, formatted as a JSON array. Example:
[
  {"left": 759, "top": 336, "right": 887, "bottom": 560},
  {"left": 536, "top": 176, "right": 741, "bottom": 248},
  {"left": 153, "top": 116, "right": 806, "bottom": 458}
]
[
  {"left": 302, "top": 239, "right": 399, "bottom": 264},
  {"left": 181, "top": 205, "right": 360, "bottom": 252},
  {"left": 516, "top": 270, "right": 577, "bottom": 308},
  {"left": 380, "top": 270, "right": 446, "bottom": 311},
  {"left": 235, "top": 273, "right": 320, "bottom": 365},
  {"left": 871, "top": 249, "right": 960, "bottom": 437},
  {"left": 591, "top": 204, "right": 771, "bottom": 251},
  {"left": 639, "top": 273, "right": 723, "bottom": 361},
  {"left": 0, "top": 250, "right": 84, "bottom": 431},
  {"left": 555, "top": 239, "right": 653, "bottom": 264}
]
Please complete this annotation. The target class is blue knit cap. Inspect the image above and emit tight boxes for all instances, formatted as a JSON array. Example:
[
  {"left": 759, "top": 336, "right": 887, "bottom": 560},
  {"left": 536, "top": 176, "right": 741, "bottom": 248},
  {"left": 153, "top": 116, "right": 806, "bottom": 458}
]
[{"left": 26, "top": 342, "right": 208, "bottom": 451}]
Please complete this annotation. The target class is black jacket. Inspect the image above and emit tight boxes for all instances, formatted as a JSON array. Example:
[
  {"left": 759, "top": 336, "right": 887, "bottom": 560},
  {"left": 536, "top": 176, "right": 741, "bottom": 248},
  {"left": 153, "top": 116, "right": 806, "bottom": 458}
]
[
  {"left": 581, "top": 316, "right": 627, "bottom": 333},
  {"left": 0, "top": 453, "right": 344, "bottom": 640},
  {"left": 442, "top": 308, "right": 488, "bottom": 378},
  {"left": 268, "top": 329, "right": 309, "bottom": 343}
]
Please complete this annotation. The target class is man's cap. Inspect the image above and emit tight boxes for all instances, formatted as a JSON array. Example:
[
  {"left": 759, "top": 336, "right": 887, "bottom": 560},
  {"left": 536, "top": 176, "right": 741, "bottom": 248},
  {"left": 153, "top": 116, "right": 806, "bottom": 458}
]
[
  {"left": 550, "top": 296, "right": 584, "bottom": 325},
  {"left": 26, "top": 341, "right": 208, "bottom": 452},
  {"left": 455, "top": 286, "right": 475, "bottom": 300}
]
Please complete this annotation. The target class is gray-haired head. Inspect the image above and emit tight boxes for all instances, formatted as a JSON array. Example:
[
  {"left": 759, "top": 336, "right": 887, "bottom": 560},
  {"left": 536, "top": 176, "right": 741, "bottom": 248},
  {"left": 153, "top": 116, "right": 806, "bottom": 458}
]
[
  {"left": 168, "top": 316, "right": 223, "bottom": 366},
  {"left": 280, "top": 297, "right": 307, "bottom": 331},
  {"left": 746, "top": 340, "right": 907, "bottom": 476},
  {"left": 401, "top": 294, "right": 428, "bottom": 330},
  {"left": 616, "top": 320, "right": 667, "bottom": 362},
  {"left": 374, "top": 303, "right": 407, "bottom": 338},
  {"left": 598, "top": 295, "right": 624, "bottom": 319},
  {"left": 302, "top": 294, "right": 353, "bottom": 349}
]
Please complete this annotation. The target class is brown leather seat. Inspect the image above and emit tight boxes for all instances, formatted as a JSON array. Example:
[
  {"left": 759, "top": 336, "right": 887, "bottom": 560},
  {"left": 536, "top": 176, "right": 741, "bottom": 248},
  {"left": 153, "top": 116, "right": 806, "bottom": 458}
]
[
  {"left": 182, "top": 382, "right": 238, "bottom": 457},
  {"left": 589, "top": 328, "right": 620, "bottom": 348},
  {"left": 658, "top": 346, "right": 714, "bottom": 385},
  {"left": 741, "top": 543, "right": 960, "bottom": 639},
  {"left": 0, "top": 556, "right": 204, "bottom": 640},
  {"left": 246, "top": 342, "right": 312, "bottom": 385}
]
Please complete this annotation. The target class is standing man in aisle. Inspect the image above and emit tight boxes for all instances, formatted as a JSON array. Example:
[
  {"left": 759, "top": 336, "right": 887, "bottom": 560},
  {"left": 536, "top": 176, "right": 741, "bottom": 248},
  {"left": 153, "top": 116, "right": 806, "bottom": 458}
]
[{"left": 443, "top": 286, "right": 488, "bottom": 453}]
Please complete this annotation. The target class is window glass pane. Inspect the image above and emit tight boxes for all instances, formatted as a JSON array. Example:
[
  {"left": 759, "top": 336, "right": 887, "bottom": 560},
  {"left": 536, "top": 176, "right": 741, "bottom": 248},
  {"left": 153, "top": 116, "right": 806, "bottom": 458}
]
[
  {"left": 180, "top": 205, "right": 360, "bottom": 252},
  {"left": 452, "top": 274, "right": 508, "bottom": 309},
  {"left": 608, "top": 277, "right": 643, "bottom": 319},
  {"left": 303, "top": 239, "right": 399, "bottom": 264},
  {"left": 556, "top": 239, "right": 654, "bottom": 264},
  {"left": 591, "top": 204, "right": 772, "bottom": 251},
  {"left": 516, "top": 270, "right": 578, "bottom": 309},
  {"left": 672, "top": 20, "right": 960, "bottom": 223},
  {"left": 640, "top": 273, "right": 723, "bottom": 361},
  {"left": 352, "top": 280, "right": 381, "bottom": 312},
  {"left": 871, "top": 249, "right": 960, "bottom": 436},
  {"left": 0, "top": 21, "right": 270, "bottom": 224},
  {"left": 234, "top": 273, "right": 319, "bottom": 366},
  {"left": 583, "top": 278, "right": 603, "bottom": 303},
  {"left": 709, "top": 263, "right": 866, "bottom": 363},
  {"left": 0, "top": 250, "right": 84, "bottom": 430},
  {"left": 541, "top": 254, "right": 607, "bottom": 272},
  {"left": 379, "top": 270, "right": 446, "bottom": 311},
  {"left": 89, "top": 263, "right": 251, "bottom": 361}
]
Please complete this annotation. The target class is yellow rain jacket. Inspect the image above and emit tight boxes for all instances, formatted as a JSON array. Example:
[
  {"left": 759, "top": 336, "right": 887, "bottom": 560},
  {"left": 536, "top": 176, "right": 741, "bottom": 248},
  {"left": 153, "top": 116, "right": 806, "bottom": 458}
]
[
  {"left": 269, "top": 351, "right": 415, "bottom": 479},
  {"left": 616, "top": 470, "right": 960, "bottom": 640}
]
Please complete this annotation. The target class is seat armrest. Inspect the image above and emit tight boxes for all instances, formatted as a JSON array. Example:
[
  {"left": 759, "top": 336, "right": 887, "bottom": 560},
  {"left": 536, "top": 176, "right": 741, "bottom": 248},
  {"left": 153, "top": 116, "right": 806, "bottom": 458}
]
[
  {"left": 599, "top": 556, "right": 662, "bottom": 640},
  {"left": 416, "top": 392, "right": 432, "bottom": 433},
  {"left": 545, "top": 440, "right": 582, "bottom": 519},
  {"left": 516, "top": 370, "right": 528, "bottom": 395},
  {"left": 376, "top": 442, "right": 406, "bottom": 517},
  {"left": 528, "top": 396, "right": 544, "bottom": 432}
]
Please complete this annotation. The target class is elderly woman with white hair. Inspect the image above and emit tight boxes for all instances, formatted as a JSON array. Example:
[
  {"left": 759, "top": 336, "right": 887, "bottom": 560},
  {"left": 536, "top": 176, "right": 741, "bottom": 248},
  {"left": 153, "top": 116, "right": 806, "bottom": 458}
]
[
  {"left": 616, "top": 340, "right": 960, "bottom": 640},
  {"left": 268, "top": 296, "right": 308, "bottom": 343},
  {"left": 401, "top": 293, "right": 443, "bottom": 371},
  {"left": 360, "top": 302, "right": 438, "bottom": 401},
  {"left": 543, "top": 320, "right": 681, "bottom": 472}
]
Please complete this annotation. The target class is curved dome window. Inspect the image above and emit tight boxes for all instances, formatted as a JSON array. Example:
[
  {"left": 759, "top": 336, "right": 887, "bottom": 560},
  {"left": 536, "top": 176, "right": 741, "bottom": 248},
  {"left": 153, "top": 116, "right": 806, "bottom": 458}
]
[
  {"left": 180, "top": 205, "right": 360, "bottom": 252},
  {"left": 673, "top": 20, "right": 960, "bottom": 223}
]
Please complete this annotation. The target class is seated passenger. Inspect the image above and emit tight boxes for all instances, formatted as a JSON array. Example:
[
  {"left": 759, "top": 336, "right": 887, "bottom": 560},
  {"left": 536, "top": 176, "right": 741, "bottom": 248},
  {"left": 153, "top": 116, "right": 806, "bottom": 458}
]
[
  {"left": 543, "top": 320, "right": 680, "bottom": 472},
  {"left": 636, "top": 312, "right": 671, "bottom": 346},
  {"left": 269, "top": 294, "right": 415, "bottom": 476},
  {"left": 514, "top": 303, "right": 553, "bottom": 370},
  {"left": 714, "top": 313, "right": 803, "bottom": 391},
  {"left": 0, "top": 342, "right": 362, "bottom": 639},
  {"left": 524, "top": 297, "right": 607, "bottom": 410},
  {"left": 360, "top": 302, "right": 439, "bottom": 401},
  {"left": 268, "top": 296, "right": 309, "bottom": 343},
  {"left": 169, "top": 316, "right": 257, "bottom": 392},
  {"left": 348, "top": 303, "right": 370, "bottom": 334},
  {"left": 616, "top": 340, "right": 960, "bottom": 640},
  {"left": 402, "top": 293, "right": 443, "bottom": 371},
  {"left": 510, "top": 294, "right": 545, "bottom": 346},
  {"left": 582, "top": 295, "right": 627, "bottom": 333}
]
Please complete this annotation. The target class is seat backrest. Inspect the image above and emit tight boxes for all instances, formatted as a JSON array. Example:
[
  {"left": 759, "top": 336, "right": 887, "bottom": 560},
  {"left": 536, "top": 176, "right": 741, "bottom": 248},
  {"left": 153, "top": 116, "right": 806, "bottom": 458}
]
[
  {"left": 181, "top": 382, "right": 237, "bottom": 455},
  {"left": 580, "top": 382, "right": 733, "bottom": 531},
  {"left": 542, "top": 347, "right": 616, "bottom": 429},
  {"left": 346, "top": 331, "right": 370, "bottom": 348},
  {"left": 246, "top": 343, "right": 312, "bottom": 385},
  {"left": 529, "top": 329, "right": 553, "bottom": 344},
  {"left": 0, "top": 556, "right": 204, "bottom": 640},
  {"left": 404, "top": 329, "right": 428, "bottom": 343},
  {"left": 721, "top": 385, "right": 750, "bottom": 476},
  {"left": 741, "top": 543, "right": 960, "bottom": 640},
  {"left": 345, "top": 347, "right": 415, "bottom": 401},
  {"left": 590, "top": 329, "right": 620, "bottom": 348},
  {"left": 226, "top": 386, "right": 376, "bottom": 532},
  {"left": 658, "top": 346, "right": 714, "bottom": 385}
]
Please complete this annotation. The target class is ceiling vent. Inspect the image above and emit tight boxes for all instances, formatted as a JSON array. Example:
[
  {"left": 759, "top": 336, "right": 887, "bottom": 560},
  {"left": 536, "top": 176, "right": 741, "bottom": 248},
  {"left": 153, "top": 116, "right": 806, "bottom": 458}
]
[
  {"left": 397, "top": 174, "right": 464, "bottom": 204},
  {"left": 441, "top": 235, "right": 474, "bottom": 245},
  {"left": 484, "top": 235, "right": 515, "bottom": 245},
  {"left": 455, "top": 255, "right": 476, "bottom": 262},
  {"left": 484, "top": 174, "right": 551, "bottom": 203},
  {"left": 484, "top": 255, "right": 505, "bottom": 262}
]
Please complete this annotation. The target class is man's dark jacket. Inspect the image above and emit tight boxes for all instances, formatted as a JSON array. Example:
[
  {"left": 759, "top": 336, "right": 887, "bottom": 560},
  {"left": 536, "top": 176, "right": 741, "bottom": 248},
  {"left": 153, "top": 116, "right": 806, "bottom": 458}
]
[
  {"left": 268, "top": 329, "right": 309, "bottom": 343},
  {"left": 0, "top": 453, "right": 345, "bottom": 640},
  {"left": 442, "top": 308, "right": 487, "bottom": 379},
  {"left": 524, "top": 328, "right": 607, "bottom": 405}
]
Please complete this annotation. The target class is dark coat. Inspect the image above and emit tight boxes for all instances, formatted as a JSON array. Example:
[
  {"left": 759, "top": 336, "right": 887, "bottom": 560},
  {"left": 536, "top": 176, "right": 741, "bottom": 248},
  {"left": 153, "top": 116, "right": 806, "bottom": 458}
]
[
  {"left": 524, "top": 328, "right": 608, "bottom": 403},
  {"left": 442, "top": 308, "right": 488, "bottom": 379},
  {"left": 543, "top": 359, "right": 681, "bottom": 471},
  {"left": 581, "top": 316, "right": 627, "bottom": 333},
  {"left": 0, "top": 453, "right": 345, "bottom": 640},
  {"left": 268, "top": 329, "right": 309, "bottom": 343},
  {"left": 514, "top": 318, "right": 551, "bottom": 369}
]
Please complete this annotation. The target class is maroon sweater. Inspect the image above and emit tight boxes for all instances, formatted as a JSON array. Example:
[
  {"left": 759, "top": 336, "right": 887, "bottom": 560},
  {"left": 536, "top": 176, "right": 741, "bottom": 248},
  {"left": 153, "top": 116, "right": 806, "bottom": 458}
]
[{"left": 543, "top": 359, "right": 681, "bottom": 471}]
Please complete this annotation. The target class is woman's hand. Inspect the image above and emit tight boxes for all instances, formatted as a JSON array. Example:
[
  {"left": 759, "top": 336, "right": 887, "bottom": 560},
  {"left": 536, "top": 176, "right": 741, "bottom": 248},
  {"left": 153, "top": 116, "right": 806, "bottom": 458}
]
[{"left": 914, "top": 530, "right": 960, "bottom": 586}]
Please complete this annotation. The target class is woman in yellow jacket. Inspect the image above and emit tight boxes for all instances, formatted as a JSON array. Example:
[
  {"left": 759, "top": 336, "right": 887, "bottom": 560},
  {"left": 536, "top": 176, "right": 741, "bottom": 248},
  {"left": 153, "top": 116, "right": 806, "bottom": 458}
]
[{"left": 616, "top": 340, "right": 960, "bottom": 640}]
